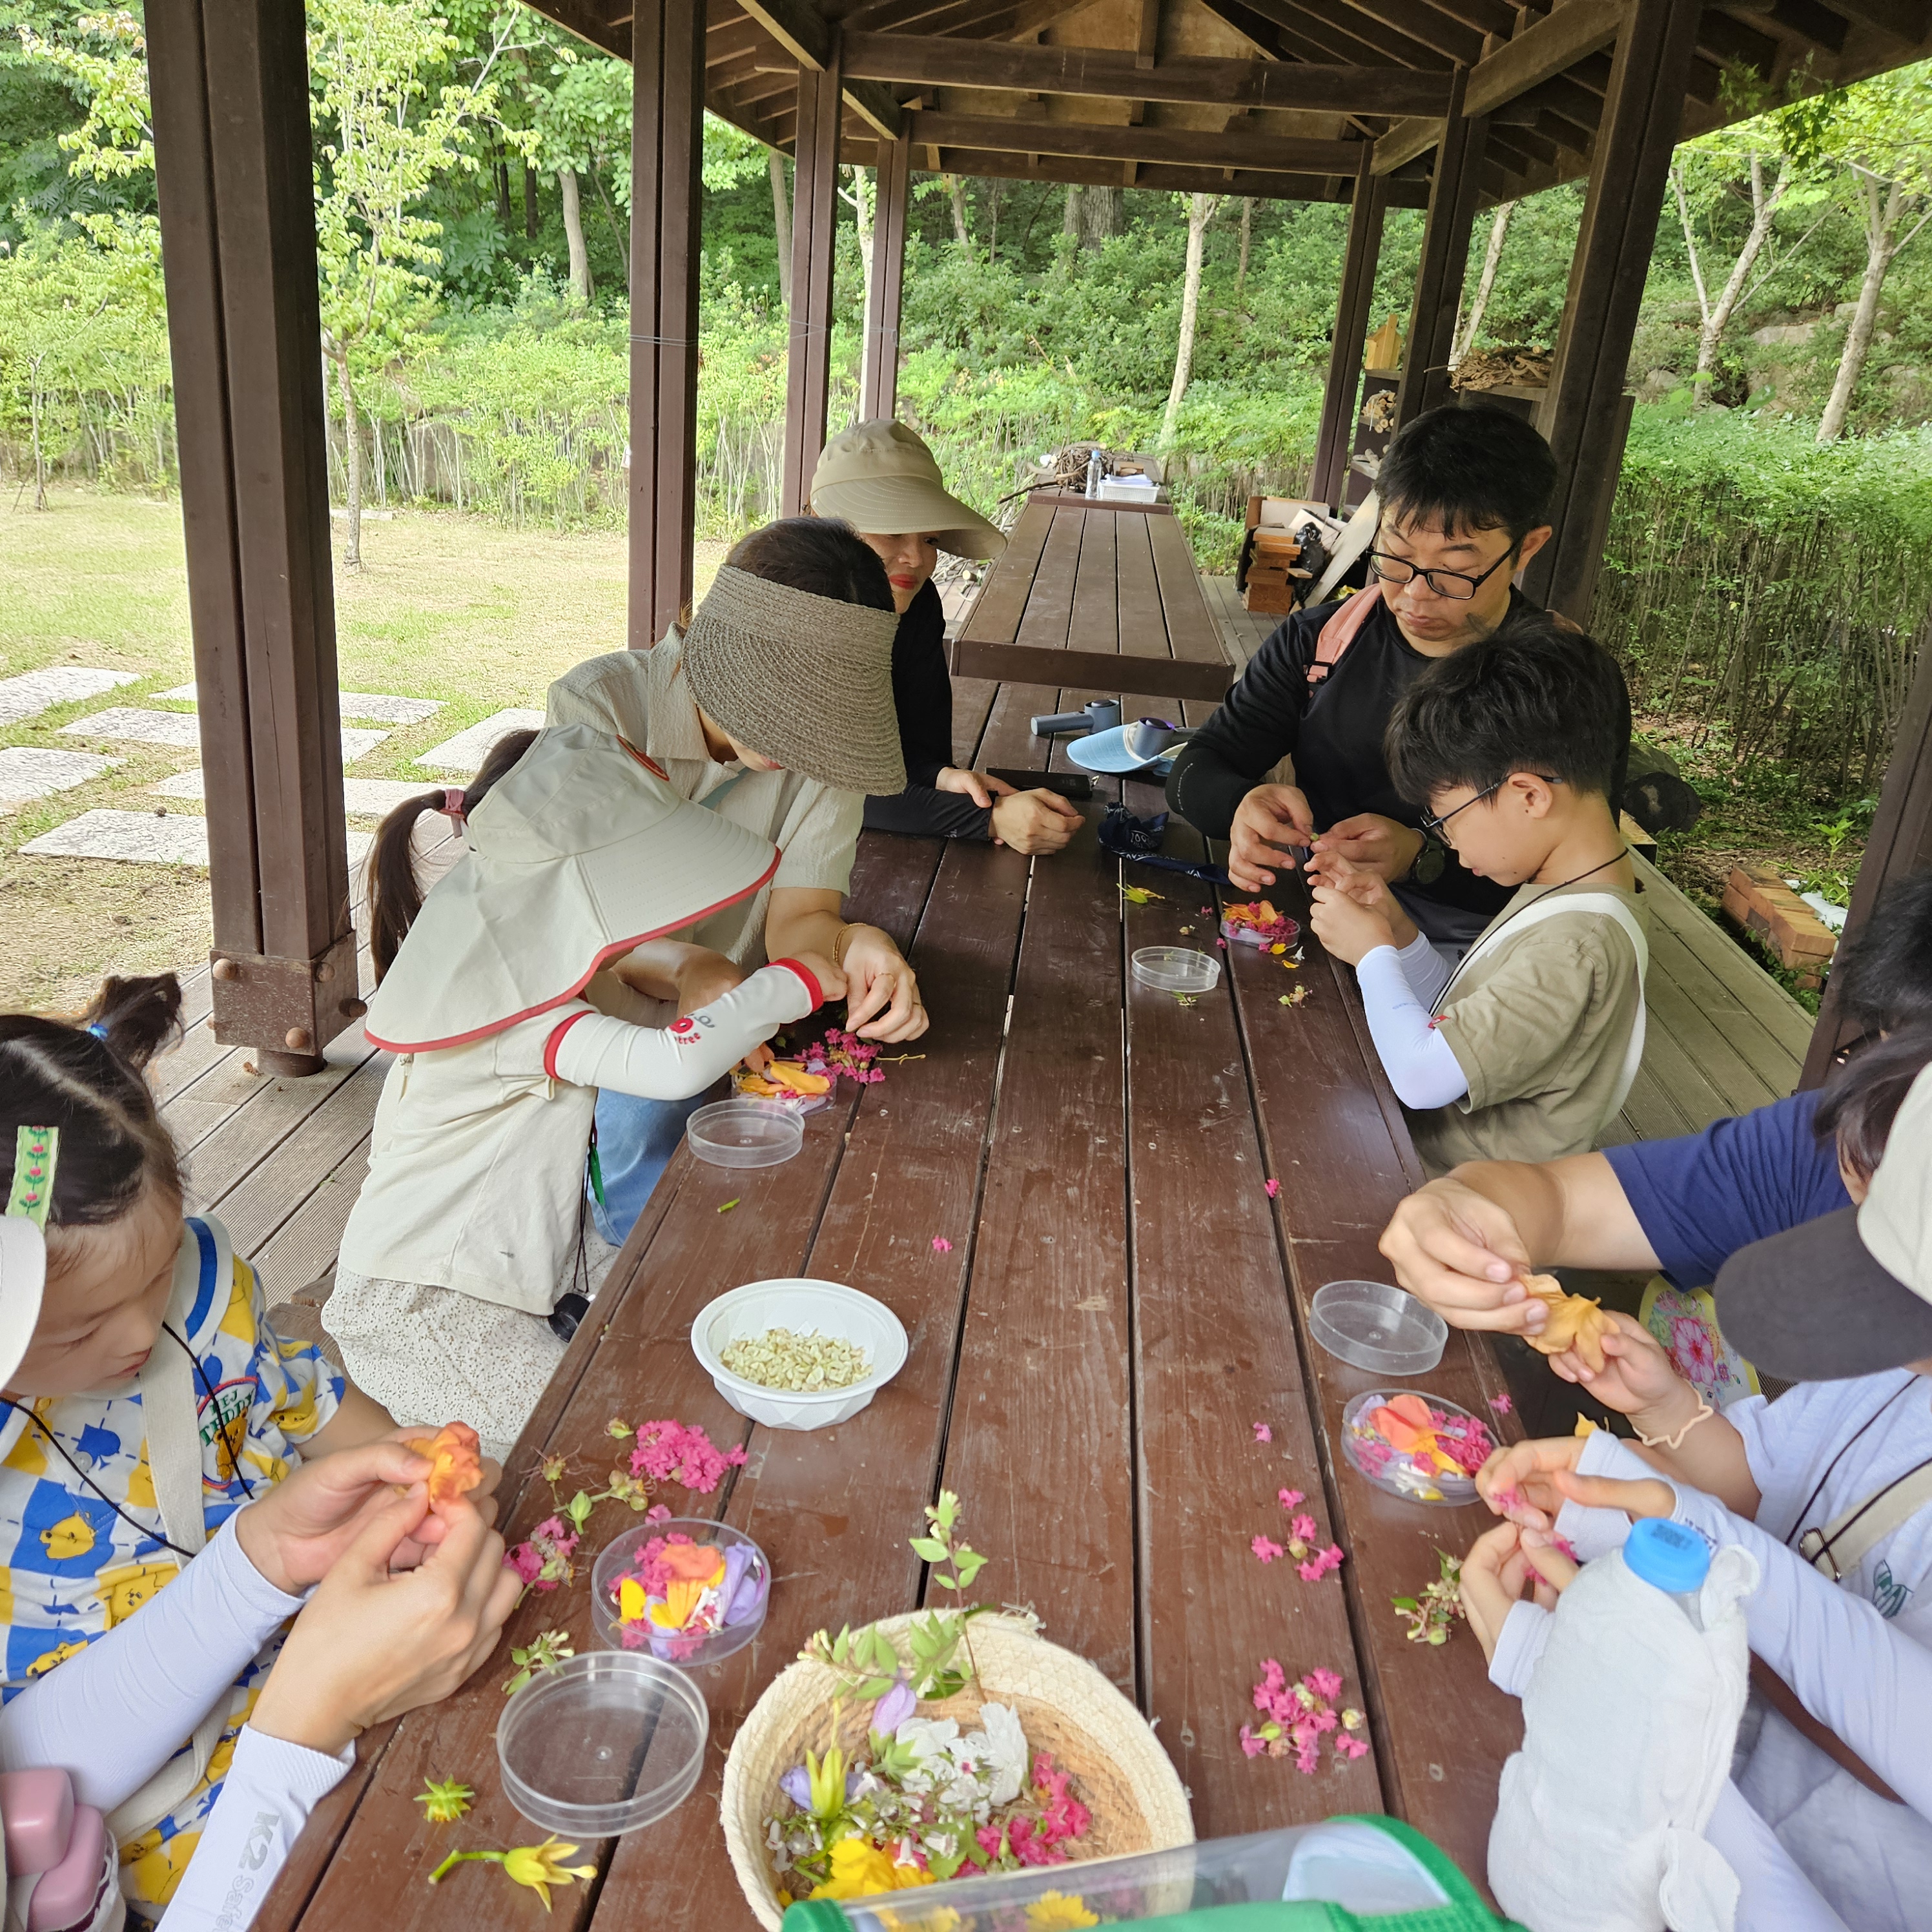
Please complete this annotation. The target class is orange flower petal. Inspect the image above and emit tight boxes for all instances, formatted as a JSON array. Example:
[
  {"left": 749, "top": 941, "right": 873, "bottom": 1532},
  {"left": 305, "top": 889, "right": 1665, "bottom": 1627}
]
[{"left": 420, "top": 1423, "right": 483, "bottom": 1510}]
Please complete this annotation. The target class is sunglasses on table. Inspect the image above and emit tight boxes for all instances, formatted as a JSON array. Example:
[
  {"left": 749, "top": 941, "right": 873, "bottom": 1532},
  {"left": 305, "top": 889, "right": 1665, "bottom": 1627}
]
[{"left": 1367, "top": 541, "right": 1520, "bottom": 601}]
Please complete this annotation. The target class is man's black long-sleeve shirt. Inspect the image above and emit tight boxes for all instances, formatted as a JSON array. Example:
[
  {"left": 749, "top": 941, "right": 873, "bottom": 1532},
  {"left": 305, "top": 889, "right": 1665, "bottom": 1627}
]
[
  {"left": 1165, "top": 590, "right": 1631, "bottom": 931},
  {"left": 862, "top": 579, "right": 996, "bottom": 841}
]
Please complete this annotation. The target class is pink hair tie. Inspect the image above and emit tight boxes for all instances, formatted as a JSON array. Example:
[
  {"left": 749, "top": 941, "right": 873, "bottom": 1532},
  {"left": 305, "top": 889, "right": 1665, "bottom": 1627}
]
[{"left": 435, "top": 787, "right": 468, "bottom": 821}]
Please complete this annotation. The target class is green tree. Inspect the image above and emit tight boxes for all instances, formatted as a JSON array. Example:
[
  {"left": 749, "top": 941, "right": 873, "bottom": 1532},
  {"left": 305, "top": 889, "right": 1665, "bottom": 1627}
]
[
  {"left": 309, "top": 0, "right": 516, "bottom": 564},
  {"left": 1794, "top": 62, "right": 1932, "bottom": 442}
]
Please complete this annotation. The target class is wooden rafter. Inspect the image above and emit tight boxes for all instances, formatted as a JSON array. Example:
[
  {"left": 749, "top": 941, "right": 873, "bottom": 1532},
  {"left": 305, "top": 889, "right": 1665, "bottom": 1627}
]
[
  {"left": 903, "top": 110, "right": 1364, "bottom": 174},
  {"left": 836, "top": 32, "right": 1459, "bottom": 111}
]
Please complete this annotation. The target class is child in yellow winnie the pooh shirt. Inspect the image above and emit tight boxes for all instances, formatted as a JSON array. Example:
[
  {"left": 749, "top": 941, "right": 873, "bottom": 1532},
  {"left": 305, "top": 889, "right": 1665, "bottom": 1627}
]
[{"left": 0, "top": 975, "right": 398, "bottom": 1919}]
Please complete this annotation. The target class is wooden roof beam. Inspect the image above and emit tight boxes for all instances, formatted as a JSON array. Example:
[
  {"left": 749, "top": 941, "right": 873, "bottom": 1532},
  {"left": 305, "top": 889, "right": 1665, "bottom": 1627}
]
[
  {"left": 1825, "top": 0, "right": 1930, "bottom": 44},
  {"left": 904, "top": 141, "right": 1433, "bottom": 204},
  {"left": 905, "top": 108, "right": 1366, "bottom": 173},
  {"left": 1693, "top": 6, "right": 1781, "bottom": 71},
  {"left": 520, "top": 0, "right": 628, "bottom": 59},
  {"left": 836, "top": 32, "right": 1459, "bottom": 113},
  {"left": 735, "top": 0, "right": 906, "bottom": 136},
  {"left": 1464, "top": 0, "right": 1626, "bottom": 116},
  {"left": 1742, "top": 0, "right": 1851, "bottom": 54}
]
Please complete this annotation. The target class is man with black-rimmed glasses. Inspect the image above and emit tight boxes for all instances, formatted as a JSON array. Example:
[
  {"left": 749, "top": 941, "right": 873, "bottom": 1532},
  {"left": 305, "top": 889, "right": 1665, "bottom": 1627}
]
[{"left": 1166, "top": 405, "right": 1632, "bottom": 954}]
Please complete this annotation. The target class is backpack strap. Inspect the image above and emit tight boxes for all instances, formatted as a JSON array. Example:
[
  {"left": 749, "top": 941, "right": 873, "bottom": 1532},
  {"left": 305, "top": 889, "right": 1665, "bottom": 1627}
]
[
  {"left": 1307, "top": 584, "right": 1383, "bottom": 687},
  {"left": 1799, "top": 1455, "right": 1932, "bottom": 1583},
  {"left": 105, "top": 1222, "right": 231, "bottom": 1847},
  {"left": 1435, "top": 892, "right": 1650, "bottom": 1133}
]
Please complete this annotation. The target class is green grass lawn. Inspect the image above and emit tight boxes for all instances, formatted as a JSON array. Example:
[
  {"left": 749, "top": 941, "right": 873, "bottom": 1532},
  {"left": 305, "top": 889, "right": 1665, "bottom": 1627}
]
[{"left": 0, "top": 487, "right": 724, "bottom": 1011}]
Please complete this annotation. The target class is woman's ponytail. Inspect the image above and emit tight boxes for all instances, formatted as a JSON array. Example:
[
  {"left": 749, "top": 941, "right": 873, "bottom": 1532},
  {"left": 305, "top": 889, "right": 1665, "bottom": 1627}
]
[
  {"left": 366, "top": 728, "right": 540, "bottom": 980},
  {"left": 78, "top": 974, "right": 183, "bottom": 1073}
]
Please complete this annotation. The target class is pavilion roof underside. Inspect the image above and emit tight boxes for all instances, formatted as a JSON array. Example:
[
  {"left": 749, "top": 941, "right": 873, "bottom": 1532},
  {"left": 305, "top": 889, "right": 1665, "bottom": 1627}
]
[{"left": 538, "top": 0, "right": 1932, "bottom": 208}]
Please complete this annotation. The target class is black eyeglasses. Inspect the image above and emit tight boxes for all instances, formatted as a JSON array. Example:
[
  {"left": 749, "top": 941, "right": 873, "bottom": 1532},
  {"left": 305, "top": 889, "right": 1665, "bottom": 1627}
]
[
  {"left": 1368, "top": 541, "right": 1519, "bottom": 602},
  {"left": 1420, "top": 775, "right": 1563, "bottom": 840}
]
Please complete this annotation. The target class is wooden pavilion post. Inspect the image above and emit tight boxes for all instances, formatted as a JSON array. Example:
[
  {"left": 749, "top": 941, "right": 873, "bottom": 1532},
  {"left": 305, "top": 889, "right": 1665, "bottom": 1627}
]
[
  {"left": 1525, "top": 0, "right": 1701, "bottom": 622},
  {"left": 859, "top": 131, "right": 912, "bottom": 422},
  {"left": 780, "top": 40, "right": 845, "bottom": 515},
  {"left": 147, "top": 0, "right": 355, "bottom": 1078},
  {"left": 627, "top": 0, "right": 704, "bottom": 648},
  {"left": 1310, "top": 146, "right": 1384, "bottom": 512},
  {"left": 1395, "top": 68, "right": 1489, "bottom": 427},
  {"left": 1801, "top": 639, "right": 1932, "bottom": 1084}
]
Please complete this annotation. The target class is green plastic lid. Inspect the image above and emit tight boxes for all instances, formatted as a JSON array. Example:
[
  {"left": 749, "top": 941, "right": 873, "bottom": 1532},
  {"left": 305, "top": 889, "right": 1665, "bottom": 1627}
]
[{"left": 779, "top": 1818, "right": 1525, "bottom": 1931}]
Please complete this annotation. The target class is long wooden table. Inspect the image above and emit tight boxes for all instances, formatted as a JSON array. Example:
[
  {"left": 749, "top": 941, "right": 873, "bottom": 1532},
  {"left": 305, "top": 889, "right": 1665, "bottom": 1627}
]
[
  {"left": 951, "top": 494, "right": 1236, "bottom": 703},
  {"left": 262, "top": 566, "right": 1524, "bottom": 1931}
]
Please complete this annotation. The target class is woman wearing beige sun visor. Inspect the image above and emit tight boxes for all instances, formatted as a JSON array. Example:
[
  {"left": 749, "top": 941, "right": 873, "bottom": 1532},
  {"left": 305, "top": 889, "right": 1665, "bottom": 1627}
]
[{"left": 810, "top": 421, "right": 1084, "bottom": 856}]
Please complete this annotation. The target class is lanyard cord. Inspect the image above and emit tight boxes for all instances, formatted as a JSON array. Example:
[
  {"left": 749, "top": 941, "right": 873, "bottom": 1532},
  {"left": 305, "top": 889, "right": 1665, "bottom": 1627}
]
[
  {"left": 1432, "top": 850, "right": 1628, "bottom": 1015},
  {"left": 1785, "top": 1372, "right": 1920, "bottom": 1551},
  {"left": 0, "top": 1325, "right": 256, "bottom": 1566}
]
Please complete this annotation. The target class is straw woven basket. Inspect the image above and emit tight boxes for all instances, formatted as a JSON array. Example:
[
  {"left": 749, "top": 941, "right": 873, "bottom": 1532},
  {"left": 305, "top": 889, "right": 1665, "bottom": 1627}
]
[{"left": 721, "top": 1614, "right": 1193, "bottom": 1929}]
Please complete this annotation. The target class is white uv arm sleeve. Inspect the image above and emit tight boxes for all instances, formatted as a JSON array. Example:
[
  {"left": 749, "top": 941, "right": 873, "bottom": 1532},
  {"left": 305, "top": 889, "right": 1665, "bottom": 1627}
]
[
  {"left": 1707, "top": 1782, "right": 1851, "bottom": 1932},
  {"left": 1578, "top": 1428, "right": 1932, "bottom": 1818},
  {"left": 152, "top": 1727, "right": 354, "bottom": 1932},
  {"left": 548, "top": 961, "right": 821, "bottom": 1101},
  {"left": 1355, "top": 943, "right": 1469, "bottom": 1109},
  {"left": 0, "top": 1514, "right": 306, "bottom": 1813}
]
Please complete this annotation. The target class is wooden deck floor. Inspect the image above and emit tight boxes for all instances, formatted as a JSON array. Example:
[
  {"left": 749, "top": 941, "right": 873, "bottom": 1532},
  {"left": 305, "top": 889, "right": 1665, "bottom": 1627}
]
[{"left": 149, "top": 602, "right": 1813, "bottom": 1348}]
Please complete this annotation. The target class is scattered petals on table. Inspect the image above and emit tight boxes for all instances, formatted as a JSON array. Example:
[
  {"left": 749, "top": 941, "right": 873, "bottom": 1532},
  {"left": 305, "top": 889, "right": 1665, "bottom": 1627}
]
[
  {"left": 931, "top": 1235, "right": 954, "bottom": 1253},
  {"left": 1252, "top": 1421, "right": 1272, "bottom": 1443},
  {"left": 1252, "top": 1534, "right": 1286, "bottom": 1563},
  {"left": 1264, "top": 1177, "right": 1280, "bottom": 1198}
]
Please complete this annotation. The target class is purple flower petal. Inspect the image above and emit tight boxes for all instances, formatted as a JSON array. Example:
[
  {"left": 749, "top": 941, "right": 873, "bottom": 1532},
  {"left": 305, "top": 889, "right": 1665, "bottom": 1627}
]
[
  {"left": 721, "top": 1545, "right": 768, "bottom": 1624},
  {"left": 779, "top": 1765, "right": 812, "bottom": 1810},
  {"left": 872, "top": 1676, "right": 916, "bottom": 1735}
]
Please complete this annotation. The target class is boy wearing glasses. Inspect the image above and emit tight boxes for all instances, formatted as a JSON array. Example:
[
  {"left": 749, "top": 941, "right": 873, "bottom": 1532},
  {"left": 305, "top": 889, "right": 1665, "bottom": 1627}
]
[
  {"left": 1167, "top": 405, "right": 1630, "bottom": 953},
  {"left": 1308, "top": 615, "right": 1644, "bottom": 1176}
]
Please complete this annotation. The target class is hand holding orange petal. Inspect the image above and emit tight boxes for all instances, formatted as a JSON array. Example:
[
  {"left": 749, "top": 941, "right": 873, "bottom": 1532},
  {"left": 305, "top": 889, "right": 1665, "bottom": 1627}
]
[
  {"left": 1519, "top": 1274, "right": 1614, "bottom": 1373},
  {"left": 420, "top": 1423, "right": 484, "bottom": 1511}
]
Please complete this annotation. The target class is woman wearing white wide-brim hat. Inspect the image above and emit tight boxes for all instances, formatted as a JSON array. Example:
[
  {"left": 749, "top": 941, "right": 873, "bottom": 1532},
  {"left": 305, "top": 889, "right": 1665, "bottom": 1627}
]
[{"left": 810, "top": 420, "right": 1084, "bottom": 856}]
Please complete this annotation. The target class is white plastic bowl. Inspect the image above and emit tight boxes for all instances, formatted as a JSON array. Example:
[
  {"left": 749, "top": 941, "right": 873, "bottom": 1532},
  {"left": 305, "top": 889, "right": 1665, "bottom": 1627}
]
[{"left": 690, "top": 1279, "right": 909, "bottom": 1430}]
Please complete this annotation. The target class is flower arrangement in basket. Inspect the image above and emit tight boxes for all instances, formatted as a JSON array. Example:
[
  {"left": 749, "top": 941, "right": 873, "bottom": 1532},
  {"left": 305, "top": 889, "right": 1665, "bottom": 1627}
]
[{"left": 721, "top": 1494, "right": 1191, "bottom": 1928}]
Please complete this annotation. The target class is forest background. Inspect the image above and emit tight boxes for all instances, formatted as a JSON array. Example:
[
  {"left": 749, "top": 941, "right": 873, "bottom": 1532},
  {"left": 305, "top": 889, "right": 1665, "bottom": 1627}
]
[{"left": 3, "top": 1, "right": 1931, "bottom": 965}]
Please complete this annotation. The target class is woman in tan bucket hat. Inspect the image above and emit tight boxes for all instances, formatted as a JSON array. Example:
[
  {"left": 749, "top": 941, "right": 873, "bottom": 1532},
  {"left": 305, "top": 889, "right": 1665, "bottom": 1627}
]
[{"left": 811, "top": 419, "right": 1084, "bottom": 857}]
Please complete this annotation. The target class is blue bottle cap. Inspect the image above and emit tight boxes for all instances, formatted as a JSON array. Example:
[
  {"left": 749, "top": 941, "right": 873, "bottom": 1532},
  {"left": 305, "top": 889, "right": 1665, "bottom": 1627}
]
[{"left": 1625, "top": 1516, "right": 1711, "bottom": 1596}]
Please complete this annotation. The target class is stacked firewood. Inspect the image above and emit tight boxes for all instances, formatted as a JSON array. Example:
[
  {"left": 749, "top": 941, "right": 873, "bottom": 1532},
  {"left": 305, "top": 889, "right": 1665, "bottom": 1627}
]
[
  {"left": 1451, "top": 346, "right": 1554, "bottom": 391},
  {"left": 1244, "top": 526, "right": 1313, "bottom": 614}
]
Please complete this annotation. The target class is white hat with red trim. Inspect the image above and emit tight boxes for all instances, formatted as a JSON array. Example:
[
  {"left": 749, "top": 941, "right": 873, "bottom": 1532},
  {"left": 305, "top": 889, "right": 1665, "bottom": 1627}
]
[{"left": 362, "top": 724, "right": 780, "bottom": 1053}]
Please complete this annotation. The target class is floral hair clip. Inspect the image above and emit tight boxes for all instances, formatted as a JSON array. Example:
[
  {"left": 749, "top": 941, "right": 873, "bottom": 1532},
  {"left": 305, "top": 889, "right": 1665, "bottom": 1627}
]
[{"left": 6, "top": 1126, "right": 58, "bottom": 1228}]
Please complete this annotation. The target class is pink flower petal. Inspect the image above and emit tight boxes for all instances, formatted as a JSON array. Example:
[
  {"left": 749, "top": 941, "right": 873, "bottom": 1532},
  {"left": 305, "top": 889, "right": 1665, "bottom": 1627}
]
[
  {"left": 1264, "top": 1177, "right": 1280, "bottom": 1198},
  {"left": 1252, "top": 1421, "right": 1272, "bottom": 1443},
  {"left": 1335, "top": 1733, "right": 1370, "bottom": 1760},
  {"left": 1488, "top": 1392, "right": 1514, "bottom": 1414},
  {"left": 931, "top": 1235, "right": 953, "bottom": 1252},
  {"left": 1251, "top": 1535, "right": 1285, "bottom": 1564},
  {"left": 1278, "top": 1487, "right": 1304, "bottom": 1510}
]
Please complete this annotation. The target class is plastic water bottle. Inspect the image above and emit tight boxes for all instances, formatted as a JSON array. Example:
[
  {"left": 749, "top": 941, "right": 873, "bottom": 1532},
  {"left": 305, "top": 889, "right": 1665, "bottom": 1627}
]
[{"left": 1625, "top": 1516, "right": 1712, "bottom": 1629}]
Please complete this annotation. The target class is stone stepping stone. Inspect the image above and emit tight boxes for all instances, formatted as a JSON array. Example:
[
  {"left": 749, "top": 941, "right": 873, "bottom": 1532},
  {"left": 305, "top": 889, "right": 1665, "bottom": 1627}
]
[
  {"left": 156, "top": 683, "right": 443, "bottom": 726},
  {"left": 67, "top": 708, "right": 387, "bottom": 763},
  {"left": 0, "top": 667, "right": 137, "bottom": 726},
  {"left": 21, "top": 808, "right": 372, "bottom": 870},
  {"left": 152, "top": 770, "right": 431, "bottom": 817},
  {"left": 414, "top": 708, "right": 544, "bottom": 774},
  {"left": 0, "top": 748, "right": 121, "bottom": 807}
]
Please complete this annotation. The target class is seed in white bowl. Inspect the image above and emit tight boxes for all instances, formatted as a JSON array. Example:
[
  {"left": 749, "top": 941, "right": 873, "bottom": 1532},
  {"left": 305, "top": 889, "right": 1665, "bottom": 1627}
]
[{"left": 719, "top": 1326, "right": 871, "bottom": 1392}]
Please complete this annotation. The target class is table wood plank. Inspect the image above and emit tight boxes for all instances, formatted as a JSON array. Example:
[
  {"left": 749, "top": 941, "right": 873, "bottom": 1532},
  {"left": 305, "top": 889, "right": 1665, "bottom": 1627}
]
[
  {"left": 934, "top": 690, "right": 1139, "bottom": 1696},
  {"left": 1114, "top": 777, "right": 1382, "bottom": 1831},
  {"left": 591, "top": 722, "right": 1038, "bottom": 1929},
  {"left": 959, "top": 496, "right": 1054, "bottom": 646},
  {"left": 1147, "top": 511, "right": 1229, "bottom": 666},
  {"left": 1228, "top": 879, "right": 1521, "bottom": 1885},
  {"left": 1012, "top": 506, "right": 1084, "bottom": 655},
  {"left": 1115, "top": 511, "right": 1170, "bottom": 663},
  {"left": 1069, "top": 502, "right": 1119, "bottom": 655}
]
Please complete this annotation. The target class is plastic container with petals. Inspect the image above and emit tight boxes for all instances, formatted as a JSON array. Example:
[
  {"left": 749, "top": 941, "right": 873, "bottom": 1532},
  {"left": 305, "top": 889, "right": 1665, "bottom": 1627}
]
[
  {"left": 1310, "top": 1280, "right": 1447, "bottom": 1377},
  {"left": 687, "top": 1099, "right": 804, "bottom": 1169},
  {"left": 1131, "top": 947, "right": 1222, "bottom": 996},
  {"left": 591, "top": 1518, "right": 770, "bottom": 1665},
  {"left": 1341, "top": 1389, "right": 1494, "bottom": 1507},
  {"left": 497, "top": 1650, "right": 708, "bottom": 1837}
]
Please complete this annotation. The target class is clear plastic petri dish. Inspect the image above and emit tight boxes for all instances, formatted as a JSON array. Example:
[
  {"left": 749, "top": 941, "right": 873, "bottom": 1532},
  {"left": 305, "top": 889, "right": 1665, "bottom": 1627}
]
[
  {"left": 497, "top": 1650, "right": 708, "bottom": 1837},
  {"left": 687, "top": 1099, "right": 805, "bottom": 1169},
  {"left": 1131, "top": 947, "right": 1223, "bottom": 996},
  {"left": 1340, "top": 1389, "right": 1495, "bottom": 1508},
  {"left": 590, "top": 1518, "right": 770, "bottom": 1666},
  {"left": 1310, "top": 1280, "right": 1447, "bottom": 1377}
]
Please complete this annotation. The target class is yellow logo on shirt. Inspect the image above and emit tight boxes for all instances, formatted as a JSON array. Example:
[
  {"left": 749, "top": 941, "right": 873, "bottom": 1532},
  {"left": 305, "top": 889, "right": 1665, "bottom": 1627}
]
[
  {"left": 39, "top": 1512, "right": 96, "bottom": 1561},
  {"left": 98, "top": 1557, "right": 179, "bottom": 1627}
]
